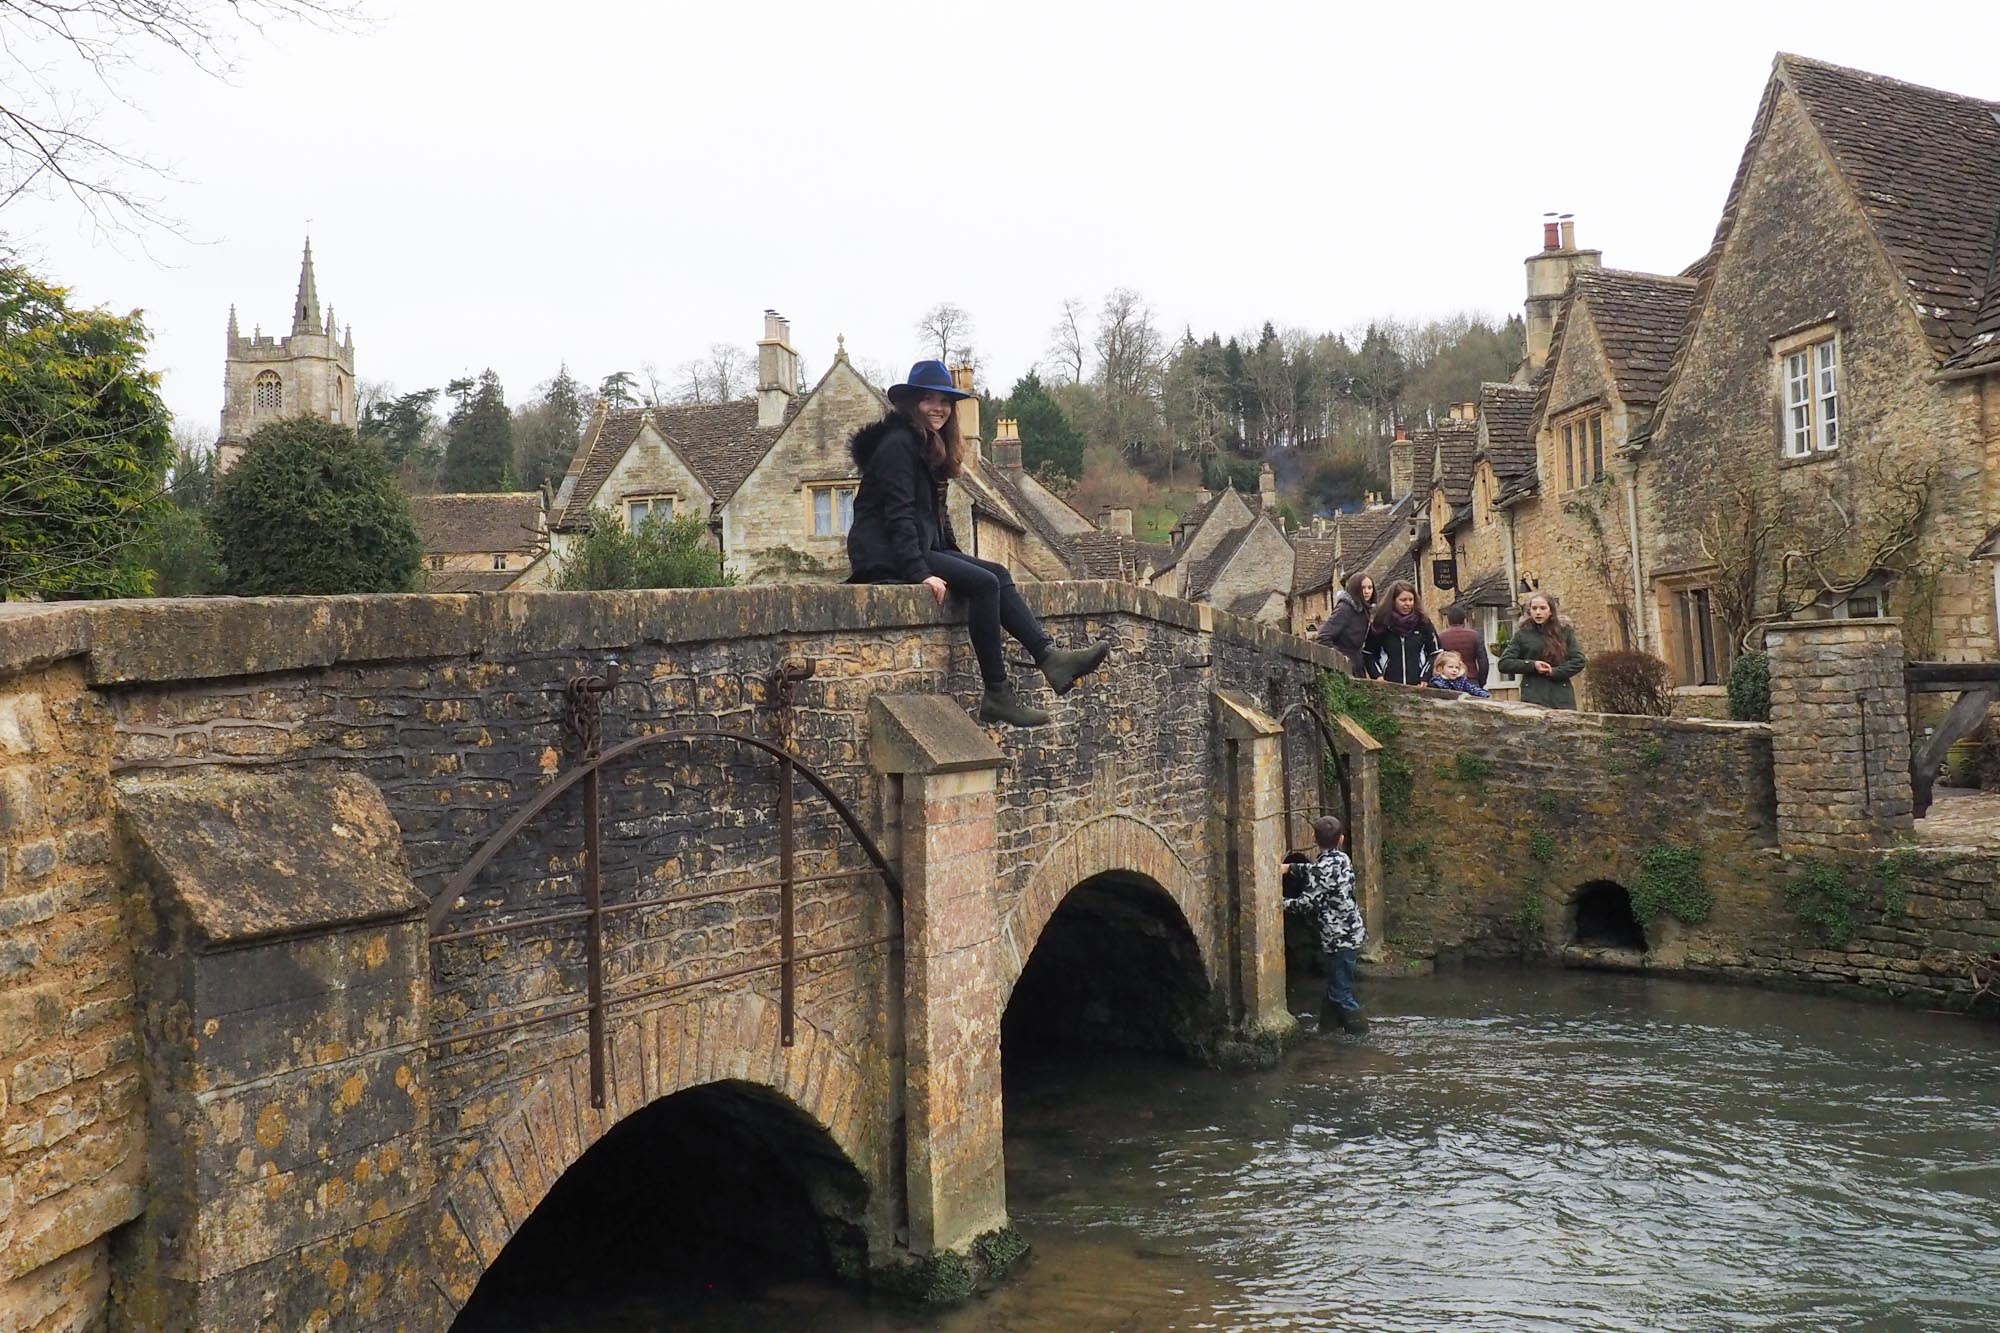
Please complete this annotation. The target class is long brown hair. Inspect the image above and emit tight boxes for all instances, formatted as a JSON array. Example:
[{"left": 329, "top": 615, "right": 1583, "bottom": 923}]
[
  {"left": 1514, "top": 590, "right": 1571, "bottom": 661},
  {"left": 887, "top": 388, "right": 965, "bottom": 479},
  {"left": 1370, "top": 579, "right": 1429, "bottom": 633},
  {"left": 1341, "top": 571, "right": 1373, "bottom": 605}
]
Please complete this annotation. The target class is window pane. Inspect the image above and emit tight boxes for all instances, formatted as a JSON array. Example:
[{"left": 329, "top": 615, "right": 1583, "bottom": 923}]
[
  {"left": 837, "top": 486, "right": 856, "bottom": 533},
  {"left": 1817, "top": 340, "right": 1838, "bottom": 450},
  {"left": 1563, "top": 425, "right": 1574, "bottom": 489},
  {"left": 1785, "top": 351, "right": 1813, "bottom": 456},
  {"left": 1591, "top": 415, "right": 1604, "bottom": 480},
  {"left": 813, "top": 488, "right": 832, "bottom": 536}
]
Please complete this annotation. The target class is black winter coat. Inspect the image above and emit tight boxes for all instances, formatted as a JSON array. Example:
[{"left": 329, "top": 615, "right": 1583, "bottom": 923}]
[
  {"left": 845, "top": 417, "right": 958, "bottom": 583},
  {"left": 1315, "top": 591, "right": 1372, "bottom": 674},
  {"left": 1363, "top": 618, "right": 1440, "bottom": 685}
]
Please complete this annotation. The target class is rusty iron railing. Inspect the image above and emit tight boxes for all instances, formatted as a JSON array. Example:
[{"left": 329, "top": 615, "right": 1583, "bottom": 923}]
[
  {"left": 425, "top": 664, "right": 902, "bottom": 1108},
  {"left": 1271, "top": 678, "right": 1354, "bottom": 860}
]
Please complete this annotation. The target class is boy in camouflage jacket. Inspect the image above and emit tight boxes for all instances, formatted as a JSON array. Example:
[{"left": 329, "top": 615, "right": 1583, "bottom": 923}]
[{"left": 1282, "top": 816, "right": 1368, "bottom": 1034}]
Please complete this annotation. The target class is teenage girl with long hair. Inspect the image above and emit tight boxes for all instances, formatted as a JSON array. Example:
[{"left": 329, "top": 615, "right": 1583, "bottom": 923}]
[
  {"left": 846, "top": 360, "right": 1108, "bottom": 727},
  {"left": 1497, "top": 590, "right": 1588, "bottom": 709}
]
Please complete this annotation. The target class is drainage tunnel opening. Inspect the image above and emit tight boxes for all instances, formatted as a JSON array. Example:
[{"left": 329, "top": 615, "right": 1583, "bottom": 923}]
[
  {"left": 1002, "top": 871, "right": 1215, "bottom": 1069},
  {"left": 450, "top": 1078, "right": 869, "bottom": 1331},
  {"left": 1571, "top": 880, "right": 1648, "bottom": 951}
]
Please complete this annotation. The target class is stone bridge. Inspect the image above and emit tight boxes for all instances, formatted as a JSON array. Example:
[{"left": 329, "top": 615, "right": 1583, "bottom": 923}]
[
  {"left": 0, "top": 585, "right": 1379, "bottom": 1331},
  {"left": 7, "top": 591, "right": 1996, "bottom": 1331}
]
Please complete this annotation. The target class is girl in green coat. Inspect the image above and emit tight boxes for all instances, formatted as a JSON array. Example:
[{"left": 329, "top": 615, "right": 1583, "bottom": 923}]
[{"left": 1498, "top": 591, "right": 1588, "bottom": 709}]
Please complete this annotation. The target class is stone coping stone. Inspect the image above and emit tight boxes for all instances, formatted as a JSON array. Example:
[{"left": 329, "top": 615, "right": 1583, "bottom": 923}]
[
  {"left": 0, "top": 582, "right": 1346, "bottom": 686},
  {"left": 870, "top": 695, "right": 1008, "bottom": 775},
  {"left": 117, "top": 766, "right": 423, "bottom": 946}
]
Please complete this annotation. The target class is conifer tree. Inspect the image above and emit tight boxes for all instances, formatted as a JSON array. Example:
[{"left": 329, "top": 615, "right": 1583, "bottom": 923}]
[
  {"left": 441, "top": 368, "right": 512, "bottom": 491},
  {"left": 1006, "top": 371, "right": 1085, "bottom": 483}
]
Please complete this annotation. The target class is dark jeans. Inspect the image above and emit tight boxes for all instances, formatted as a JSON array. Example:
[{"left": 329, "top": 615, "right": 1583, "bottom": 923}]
[
  {"left": 1323, "top": 947, "right": 1362, "bottom": 1014},
  {"left": 925, "top": 550, "right": 1052, "bottom": 688}
]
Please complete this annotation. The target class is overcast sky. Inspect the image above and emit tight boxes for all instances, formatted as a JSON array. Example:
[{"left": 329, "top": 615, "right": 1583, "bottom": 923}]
[{"left": 14, "top": 0, "right": 2000, "bottom": 433}]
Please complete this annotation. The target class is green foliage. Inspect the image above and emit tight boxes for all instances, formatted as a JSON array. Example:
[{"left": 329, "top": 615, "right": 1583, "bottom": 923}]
[
  {"left": 1319, "top": 670, "right": 1411, "bottom": 818},
  {"left": 1632, "top": 845, "right": 1714, "bottom": 925},
  {"left": 972, "top": 1226, "right": 1030, "bottom": 1275},
  {"left": 1004, "top": 370, "right": 1084, "bottom": 483},
  {"left": 0, "top": 259, "right": 173, "bottom": 598},
  {"left": 1640, "top": 739, "right": 1667, "bottom": 769},
  {"left": 441, "top": 368, "right": 512, "bottom": 491},
  {"left": 1586, "top": 649, "right": 1674, "bottom": 716},
  {"left": 1785, "top": 860, "right": 1865, "bottom": 946},
  {"left": 1534, "top": 791, "right": 1559, "bottom": 817},
  {"left": 359, "top": 386, "right": 443, "bottom": 483},
  {"left": 209, "top": 416, "right": 421, "bottom": 595},
  {"left": 552, "top": 510, "right": 732, "bottom": 591},
  {"left": 1450, "top": 751, "right": 1493, "bottom": 789},
  {"left": 132, "top": 440, "right": 223, "bottom": 595},
  {"left": 1529, "top": 830, "right": 1559, "bottom": 866},
  {"left": 1510, "top": 889, "right": 1545, "bottom": 933},
  {"left": 512, "top": 364, "right": 584, "bottom": 492},
  {"left": 1727, "top": 651, "right": 1771, "bottom": 723}
]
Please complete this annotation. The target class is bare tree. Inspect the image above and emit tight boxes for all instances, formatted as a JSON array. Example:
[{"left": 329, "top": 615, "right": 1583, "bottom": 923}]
[
  {"left": 1, "top": 1, "right": 361, "bottom": 234},
  {"left": 1046, "top": 297, "right": 1089, "bottom": 385},
  {"left": 666, "top": 343, "right": 754, "bottom": 405},
  {"left": 638, "top": 361, "right": 668, "bottom": 407},
  {"left": 914, "top": 303, "right": 974, "bottom": 364}
]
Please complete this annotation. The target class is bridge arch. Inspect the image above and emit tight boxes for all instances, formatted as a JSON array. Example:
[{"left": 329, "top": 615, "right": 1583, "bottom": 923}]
[
  {"left": 428, "top": 989, "right": 880, "bottom": 1314},
  {"left": 999, "top": 813, "right": 1216, "bottom": 999}
]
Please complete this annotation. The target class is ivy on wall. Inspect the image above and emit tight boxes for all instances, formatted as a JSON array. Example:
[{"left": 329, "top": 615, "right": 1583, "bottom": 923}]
[{"left": 1632, "top": 844, "right": 1715, "bottom": 925}]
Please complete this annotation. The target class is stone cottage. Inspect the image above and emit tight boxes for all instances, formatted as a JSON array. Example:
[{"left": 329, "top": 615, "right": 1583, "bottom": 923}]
[
  {"left": 1635, "top": 53, "right": 2000, "bottom": 674},
  {"left": 408, "top": 493, "right": 549, "bottom": 592}
]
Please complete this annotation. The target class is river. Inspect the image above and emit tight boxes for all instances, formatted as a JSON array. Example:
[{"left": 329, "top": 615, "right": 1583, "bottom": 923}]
[{"left": 495, "top": 966, "right": 2000, "bottom": 1331}]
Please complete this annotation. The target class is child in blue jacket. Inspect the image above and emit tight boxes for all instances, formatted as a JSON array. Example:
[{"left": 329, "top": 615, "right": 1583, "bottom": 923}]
[{"left": 1425, "top": 650, "right": 1491, "bottom": 699}]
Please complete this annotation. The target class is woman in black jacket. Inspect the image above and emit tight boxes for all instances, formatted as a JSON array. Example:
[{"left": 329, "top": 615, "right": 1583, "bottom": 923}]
[
  {"left": 1362, "top": 579, "right": 1440, "bottom": 685},
  {"left": 1314, "top": 572, "right": 1375, "bottom": 674},
  {"left": 847, "top": 360, "right": 1108, "bottom": 727}
]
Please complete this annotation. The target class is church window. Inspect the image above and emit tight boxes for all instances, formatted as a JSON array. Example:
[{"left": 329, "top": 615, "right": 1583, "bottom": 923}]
[{"left": 254, "top": 371, "right": 282, "bottom": 411}]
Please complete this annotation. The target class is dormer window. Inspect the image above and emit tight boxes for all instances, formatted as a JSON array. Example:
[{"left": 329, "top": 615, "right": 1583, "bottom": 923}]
[{"left": 1778, "top": 330, "right": 1839, "bottom": 458}]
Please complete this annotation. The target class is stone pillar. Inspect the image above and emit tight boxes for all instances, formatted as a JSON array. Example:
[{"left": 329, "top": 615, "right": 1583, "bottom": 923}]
[
  {"left": 114, "top": 768, "right": 433, "bottom": 1330},
  {"left": 868, "top": 696, "right": 1008, "bottom": 1257},
  {"left": 1766, "top": 618, "right": 1913, "bottom": 855},
  {"left": 1328, "top": 713, "right": 1387, "bottom": 959},
  {"left": 1212, "top": 690, "right": 1292, "bottom": 1038}
]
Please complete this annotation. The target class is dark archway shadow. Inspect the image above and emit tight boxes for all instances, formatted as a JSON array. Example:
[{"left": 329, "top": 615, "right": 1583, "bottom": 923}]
[
  {"left": 449, "top": 1079, "right": 870, "bottom": 1332},
  {"left": 1002, "top": 870, "right": 1216, "bottom": 1069},
  {"left": 1571, "top": 880, "right": 1648, "bottom": 952}
]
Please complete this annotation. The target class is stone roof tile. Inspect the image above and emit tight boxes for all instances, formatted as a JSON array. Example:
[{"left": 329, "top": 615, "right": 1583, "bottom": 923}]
[
  {"left": 555, "top": 399, "right": 798, "bottom": 530},
  {"left": 1292, "top": 537, "right": 1339, "bottom": 594},
  {"left": 409, "top": 493, "right": 545, "bottom": 554},
  {"left": 1477, "top": 382, "right": 1540, "bottom": 481}
]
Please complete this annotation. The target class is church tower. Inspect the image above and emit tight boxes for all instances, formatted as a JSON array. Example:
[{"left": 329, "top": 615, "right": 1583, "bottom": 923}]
[{"left": 217, "top": 238, "right": 358, "bottom": 470}]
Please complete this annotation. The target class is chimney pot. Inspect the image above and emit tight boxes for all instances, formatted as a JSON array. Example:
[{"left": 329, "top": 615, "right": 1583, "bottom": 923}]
[
  {"left": 1559, "top": 215, "right": 1576, "bottom": 251},
  {"left": 1543, "top": 214, "right": 1561, "bottom": 250},
  {"left": 1394, "top": 425, "right": 1408, "bottom": 442}
]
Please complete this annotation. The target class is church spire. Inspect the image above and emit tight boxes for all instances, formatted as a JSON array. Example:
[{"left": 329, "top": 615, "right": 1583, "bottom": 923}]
[
  {"left": 292, "top": 236, "right": 321, "bottom": 335},
  {"left": 227, "top": 303, "right": 239, "bottom": 343}
]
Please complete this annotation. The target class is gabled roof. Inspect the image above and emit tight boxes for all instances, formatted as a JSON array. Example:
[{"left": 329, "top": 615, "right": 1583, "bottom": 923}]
[
  {"left": 1566, "top": 269, "right": 1698, "bottom": 407},
  {"left": 1778, "top": 55, "right": 2000, "bottom": 373},
  {"left": 409, "top": 492, "right": 545, "bottom": 554},
  {"left": 1065, "top": 530, "right": 1137, "bottom": 580},
  {"left": 1333, "top": 504, "right": 1398, "bottom": 561},
  {"left": 1452, "top": 568, "right": 1512, "bottom": 608},
  {"left": 1417, "top": 418, "right": 1480, "bottom": 506},
  {"left": 1477, "top": 382, "right": 1539, "bottom": 481},
  {"left": 1352, "top": 493, "right": 1418, "bottom": 572},
  {"left": 554, "top": 398, "right": 799, "bottom": 530},
  {"left": 972, "top": 460, "right": 1096, "bottom": 572},
  {"left": 1646, "top": 53, "right": 2000, "bottom": 437},
  {"left": 1292, "top": 536, "right": 1339, "bottom": 594},
  {"left": 1186, "top": 520, "right": 1257, "bottom": 601}
]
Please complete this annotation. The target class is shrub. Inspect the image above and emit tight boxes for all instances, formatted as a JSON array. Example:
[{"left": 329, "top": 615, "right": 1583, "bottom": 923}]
[
  {"left": 1727, "top": 651, "right": 1771, "bottom": 722},
  {"left": 1586, "top": 649, "right": 1673, "bottom": 716},
  {"left": 552, "top": 509, "right": 732, "bottom": 591},
  {"left": 209, "top": 415, "right": 421, "bottom": 595},
  {"left": 1632, "top": 844, "right": 1714, "bottom": 924}
]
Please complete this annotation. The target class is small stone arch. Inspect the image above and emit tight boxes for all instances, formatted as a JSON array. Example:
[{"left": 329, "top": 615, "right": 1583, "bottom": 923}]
[
  {"left": 1569, "top": 878, "right": 1648, "bottom": 952},
  {"left": 426, "top": 989, "right": 878, "bottom": 1313},
  {"left": 999, "top": 812, "right": 1216, "bottom": 1000}
]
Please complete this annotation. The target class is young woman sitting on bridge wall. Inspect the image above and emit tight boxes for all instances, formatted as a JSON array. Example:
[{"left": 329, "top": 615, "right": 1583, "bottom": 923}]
[{"left": 847, "top": 359, "right": 1109, "bottom": 727}]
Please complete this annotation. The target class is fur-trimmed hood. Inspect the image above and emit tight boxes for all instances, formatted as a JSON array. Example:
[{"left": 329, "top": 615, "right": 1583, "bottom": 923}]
[{"left": 849, "top": 415, "right": 917, "bottom": 470}]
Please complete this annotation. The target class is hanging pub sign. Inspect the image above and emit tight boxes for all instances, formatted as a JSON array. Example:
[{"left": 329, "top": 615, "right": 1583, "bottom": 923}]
[{"left": 1431, "top": 558, "right": 1458, "bottom": 591}]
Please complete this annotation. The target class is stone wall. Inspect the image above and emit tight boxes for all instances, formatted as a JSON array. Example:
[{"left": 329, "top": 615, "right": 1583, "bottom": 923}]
[{"left": 0, "top": 659, "right": 145, "bottom": 1333}]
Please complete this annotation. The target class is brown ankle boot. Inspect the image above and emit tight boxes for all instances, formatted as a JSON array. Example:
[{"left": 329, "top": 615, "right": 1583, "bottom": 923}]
[
  {"left": 1038, "top": 642, "right": 1111, "bottom": 696},
  {"left": 978, "top": 683, "right": 1053, "bottom": 728}
]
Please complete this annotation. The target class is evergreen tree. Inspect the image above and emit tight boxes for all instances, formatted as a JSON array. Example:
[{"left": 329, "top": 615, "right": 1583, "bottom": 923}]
[
  {"left": 551, "top": 510, "right": 731, "bottom": 590},
  {"left": 514, "top": 363, "right": 584, "bottom": 491},
  {"left": 441, "top": 368, "right": 512, "bottom": 491},
  {"left": 208, "top": 416, "right": 421, "bottom": 595},
  {"left": 1007, "top": 371, "right": 1086, "bottom": 483},
  {"left": 360, "top": 387, "right": 443, "bottom": 483},
  {"left": 134, "top": 438, "right": 223, "bottom": 595},
  {"left": 0, "top": 258, "right": 173, "bottom": 598}
]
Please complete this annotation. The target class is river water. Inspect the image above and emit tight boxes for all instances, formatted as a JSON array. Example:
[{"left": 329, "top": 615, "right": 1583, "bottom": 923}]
[{"left": 525, "top": 967, "right": 2000, "bottom": 1332}]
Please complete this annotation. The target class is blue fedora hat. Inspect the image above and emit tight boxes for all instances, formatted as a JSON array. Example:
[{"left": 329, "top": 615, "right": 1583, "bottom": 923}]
[{"left": 889, "top": 359, "right": 974, "bottom": 400}]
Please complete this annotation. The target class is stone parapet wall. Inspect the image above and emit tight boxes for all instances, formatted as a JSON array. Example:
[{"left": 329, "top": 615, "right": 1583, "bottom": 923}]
[
  {"left": 0, "top": 661, "right": 144, "bottom": 1333},
  {"left": 1766, "top": 619, "right": 1914, "bottom": 853}
]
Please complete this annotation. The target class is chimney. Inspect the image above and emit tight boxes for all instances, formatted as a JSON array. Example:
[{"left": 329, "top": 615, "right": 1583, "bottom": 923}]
[
  {"left": 991, "top": 417, "right": 1022, "bottom": 470},
  {"left": 951, "top": 362, "right": 982, "bottom": 460},
  {"left": 1523, "top": 212, "right": 1602, "bottom": 374},
  {"left": 756, "top": 309, "right": 800, "bottom": 428},
  {"left": 1096, "top": 506, "right": 1134, "bottom": 536},
  {"left": 1258, "top": 461, "right": 1277, "bottom": 511},
  {"left": 1389, "top": 425, "right": 1414, "bottom": 502}
]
